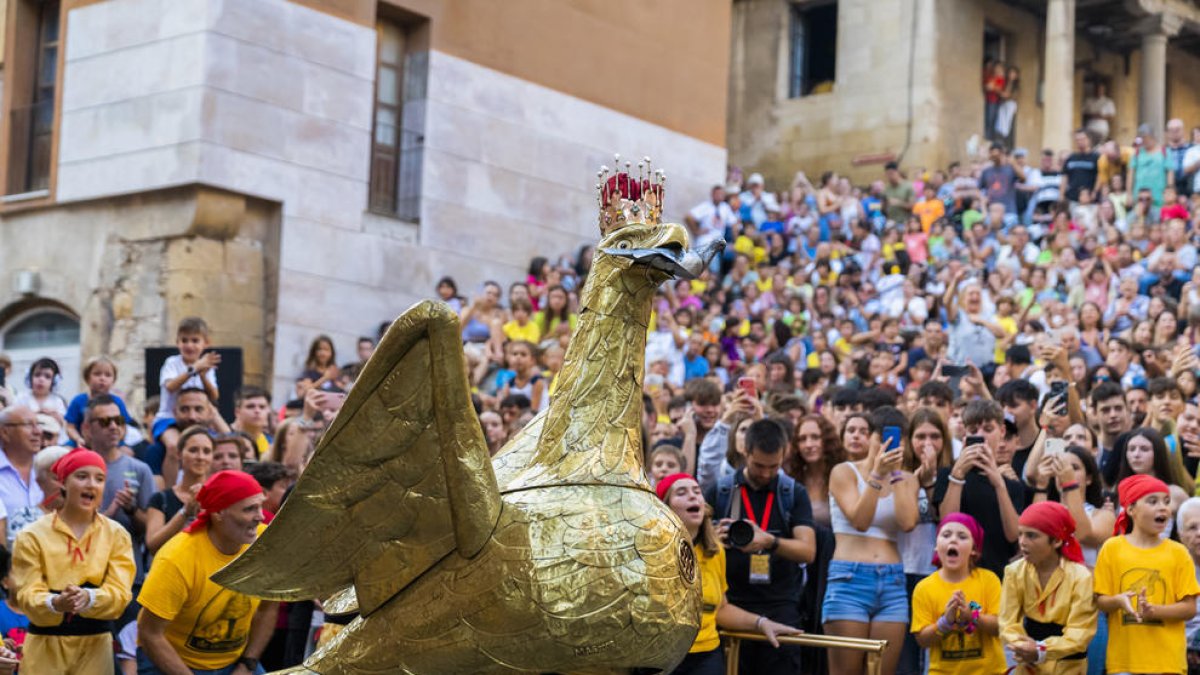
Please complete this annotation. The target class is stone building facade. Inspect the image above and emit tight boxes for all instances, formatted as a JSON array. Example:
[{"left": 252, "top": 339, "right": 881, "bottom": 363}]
[
  {"left": 0, "top": 0, "right": 730, "bottom": 405},
  {"left": 730, "top": 0, "right": 1200, "bottom": 185}
]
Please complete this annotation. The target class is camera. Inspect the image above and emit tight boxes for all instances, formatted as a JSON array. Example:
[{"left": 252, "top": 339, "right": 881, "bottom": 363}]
[{"left": 728, "top": 519, "right": 755, "bottom": 548}]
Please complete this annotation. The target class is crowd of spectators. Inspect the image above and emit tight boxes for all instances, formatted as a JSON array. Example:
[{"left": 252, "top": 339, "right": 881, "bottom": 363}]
[
  {"left": 444, "top": 118, "right": 1200, "bottom": 675},
  {"left": 3, "top": 115, "right": 1200, "bottom": 674}
]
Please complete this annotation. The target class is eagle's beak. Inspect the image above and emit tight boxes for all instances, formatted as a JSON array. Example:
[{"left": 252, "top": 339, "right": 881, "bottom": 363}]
[{"left": 603, "top": 239, "right": 725, "bottom": 280}]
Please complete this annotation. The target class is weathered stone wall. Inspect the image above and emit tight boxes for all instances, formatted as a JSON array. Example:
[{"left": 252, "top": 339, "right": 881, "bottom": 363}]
[{"left": 0, "top": 186, "right": 280, "bottom": 406}]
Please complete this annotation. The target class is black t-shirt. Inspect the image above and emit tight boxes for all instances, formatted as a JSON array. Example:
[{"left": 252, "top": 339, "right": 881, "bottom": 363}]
[
  {"left": 1063, "top": 152, "right": 1099, "bottom": 201},
  {"left": 933, "top": 467, "right": 1025, "bottom": 579},
  {"left": 148, "top": 488, "right": 184, "bottom": 522},
  {"left": 704, "top": 470, "right": 814, "bottom": 609}
]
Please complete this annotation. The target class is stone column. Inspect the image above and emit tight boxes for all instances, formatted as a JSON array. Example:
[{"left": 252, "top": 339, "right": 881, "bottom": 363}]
[
  {"left": 1042, "top": 0, "right": 1075, "bottom": 152},
  {"left": 1138, "top": 13, "right": 1182, "bottom": 139}
]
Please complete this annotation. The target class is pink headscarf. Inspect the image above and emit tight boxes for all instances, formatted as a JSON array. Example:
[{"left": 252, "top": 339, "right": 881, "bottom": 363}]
[{"left": 932, "top": 512, "right": 984, "bottom": 567}]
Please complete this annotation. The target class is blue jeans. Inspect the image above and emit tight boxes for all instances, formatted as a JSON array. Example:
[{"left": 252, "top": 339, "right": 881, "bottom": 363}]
[
  {"left": 822, "top": 560, "right": 909, "bottom": 623},
  {"left": 137, "top": 648, "right": 267, "bottom": 675}
]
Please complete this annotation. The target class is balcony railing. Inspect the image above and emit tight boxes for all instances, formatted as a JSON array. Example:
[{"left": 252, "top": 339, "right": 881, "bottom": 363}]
[{"left": 6, "top": 99, "right": 54, "bottom": 196}]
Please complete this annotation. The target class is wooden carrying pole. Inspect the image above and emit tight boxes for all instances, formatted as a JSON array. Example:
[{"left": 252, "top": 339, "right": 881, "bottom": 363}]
[{"left": 719, "top": 631, "right": 889, "bottom": 675}]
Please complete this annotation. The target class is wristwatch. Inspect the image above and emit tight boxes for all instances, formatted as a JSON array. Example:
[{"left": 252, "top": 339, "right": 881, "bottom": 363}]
[
  {"left": 186, "top": 366, "right": 196, "bottom": 376},
  {"left": 766, "top": 535, "right": 779, "bottom": 552},
  {"left": 237, "top": 656, "right": 260, "bottom": 671}
]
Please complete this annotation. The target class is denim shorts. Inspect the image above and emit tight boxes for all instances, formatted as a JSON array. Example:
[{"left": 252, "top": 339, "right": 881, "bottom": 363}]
[{"left": 821, "top": 559, "right": 908, "bottom": 624}]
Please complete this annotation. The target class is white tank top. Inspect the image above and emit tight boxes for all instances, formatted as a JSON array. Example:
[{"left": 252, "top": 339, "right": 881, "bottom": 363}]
[{"left": 829, "top": 462, "right": 900, "bottom": 541}]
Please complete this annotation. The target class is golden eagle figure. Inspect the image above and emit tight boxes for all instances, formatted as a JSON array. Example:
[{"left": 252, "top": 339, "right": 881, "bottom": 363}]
[{"left": 213, "top": 160, "right": 724, "bottom": 674}]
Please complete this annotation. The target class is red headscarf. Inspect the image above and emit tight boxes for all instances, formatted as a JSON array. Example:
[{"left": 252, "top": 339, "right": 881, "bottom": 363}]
[
  {"left": 1113, "top": 474, "right": 1170, "bottom": 536},
  {"left": 183, "top": 470, "right": 263, "bottom": 534},
  {"left": 1019, "top": 501, "right": 1083, "bottom": 564},
  {"left": 656, "top": 473, "right": 694, "bottom": 502},
  {"left": 51, "top": 449, "right": 106, "bottom": 483},
  {"left": 931, "top": 512, "right": 984, "bottom": 567}
]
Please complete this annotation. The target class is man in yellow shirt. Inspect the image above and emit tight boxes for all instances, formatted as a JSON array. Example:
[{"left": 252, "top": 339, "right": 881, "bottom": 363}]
[{"left": 138, "top": 470, "right": 277, "bottom": 674}]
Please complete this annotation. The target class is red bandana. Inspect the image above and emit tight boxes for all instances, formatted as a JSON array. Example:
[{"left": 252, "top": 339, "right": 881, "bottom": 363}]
[{"left": 183, "top": 470, "right": 263, "bottom": 534}]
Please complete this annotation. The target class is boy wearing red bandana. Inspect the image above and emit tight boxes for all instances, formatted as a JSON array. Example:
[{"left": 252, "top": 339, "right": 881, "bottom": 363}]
[
  {"left": 999, "top": 501, "right": 1097, "bottom": 674},
  {"left": 10, "top": 449, "right": 135, "bottom": 674}
]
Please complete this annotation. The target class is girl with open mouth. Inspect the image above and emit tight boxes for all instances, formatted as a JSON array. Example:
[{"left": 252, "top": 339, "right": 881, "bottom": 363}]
[
  {"left": 911, "top": 513, "right": 1005, "bottom": 674},
  {"left": 8, "top": 449, "right": 136, "bottom": 674}
]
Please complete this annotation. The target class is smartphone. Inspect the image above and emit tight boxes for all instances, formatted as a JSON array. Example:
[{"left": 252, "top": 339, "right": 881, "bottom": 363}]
[
  {"left": 1044, "top": 437, "right": 1067, "bottom": 457},
  {"left": 882, "top": 426, "right": 902, "bottom": 453},
  {"left": 964, "top": 435, "right": 985, "bottom": 448},
  {"left": 737, "top": 376, "right": 757, "bottom": 399},
  {"left": 941, "top": 364, "right": 970, "bottom": 378}
]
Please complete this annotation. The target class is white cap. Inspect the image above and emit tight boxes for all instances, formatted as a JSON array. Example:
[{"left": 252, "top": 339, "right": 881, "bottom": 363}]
[{"left": 747, "top": 173, "right": 764, "bottom": 186}]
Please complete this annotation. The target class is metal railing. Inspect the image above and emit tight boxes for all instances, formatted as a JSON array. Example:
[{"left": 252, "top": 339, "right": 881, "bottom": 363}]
[{"left": 720, "top": 631, "right": 888, "bottom": 675}]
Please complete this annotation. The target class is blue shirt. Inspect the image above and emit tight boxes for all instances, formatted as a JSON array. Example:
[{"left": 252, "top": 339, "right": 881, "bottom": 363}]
[
  {"left": 683, "top": 354, "right": 710, "bottom": 382},
  {"left": 64, "top": 392, "right": 134, "bottom": 427}
]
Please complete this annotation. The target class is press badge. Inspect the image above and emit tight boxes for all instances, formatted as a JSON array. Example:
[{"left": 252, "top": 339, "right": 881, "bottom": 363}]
[{"left": 749, "top": 551, "right": 771, "bottom": 584}]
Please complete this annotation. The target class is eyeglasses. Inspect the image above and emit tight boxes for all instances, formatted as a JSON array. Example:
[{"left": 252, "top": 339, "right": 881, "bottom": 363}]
[
  {"left": 1, "top": 421, "right": 37, "bottom": 430},
  {"left": 90, "top": 416, "right": 125, "bottom": 428}
]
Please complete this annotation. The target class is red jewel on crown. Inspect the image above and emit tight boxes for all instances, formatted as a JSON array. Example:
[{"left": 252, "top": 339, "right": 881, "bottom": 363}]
[{"left": 596, "top": 154, "right": 665, "bottom": 235}]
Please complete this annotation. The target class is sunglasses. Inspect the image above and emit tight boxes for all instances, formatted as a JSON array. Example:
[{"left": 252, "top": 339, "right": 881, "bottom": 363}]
[{"left": 90, "top": 415, "right": 125, "bottom": 428}]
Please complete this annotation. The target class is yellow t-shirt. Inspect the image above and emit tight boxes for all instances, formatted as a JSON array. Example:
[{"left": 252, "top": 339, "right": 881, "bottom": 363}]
[
  {"left": 253, "top": 433, "right": 270, "bottom": 459},
  {"left": 913, "top": 198, "right": 945, "bottom": 232},
  {"left": 690, "top": 544, "right": 727, "bottom": 654},
  {"left": 1094, "top": 535, "right": 1200, "bottom": 675},
  {"left": 502, "top": 320, "right": 542, "bottom": 344},
  {"left": 993, "top": 316, "right": 1018, "bottom": 364},
  {"left": 911, "top": 568, "right": 1006, "bottom": 675},
  {"left": 138, "top": 525, "right": 268, "bottom": 670}
]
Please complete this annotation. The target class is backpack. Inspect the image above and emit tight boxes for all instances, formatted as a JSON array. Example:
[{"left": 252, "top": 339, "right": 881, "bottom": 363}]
[{"left": 714, "top": 470, "right": 796, "bottom": 533}]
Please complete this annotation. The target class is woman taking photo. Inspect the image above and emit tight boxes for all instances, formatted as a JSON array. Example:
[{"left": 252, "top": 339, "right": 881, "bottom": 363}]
[
  {"left": 824, "top": 411, "right": 919, "bottom": 674},
  {"left": 145, "top": 426, "right": 213, "bottom": 554},
  {"left": 658, "top": 473, "right": 800, "bottom": 673},
  {"left": 11, "top": 449, "right": 135, "bottom": 674}
]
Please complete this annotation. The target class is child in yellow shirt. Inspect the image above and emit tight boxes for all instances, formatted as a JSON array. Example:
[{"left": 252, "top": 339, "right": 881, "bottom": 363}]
[
  {"left": 1095, "top": 475, "right": 1200, "bottom": 675},
  {"left": 502, "top": 298, "right": 542, "bottom": 344},
  {"left": 911, "top": 513, "right": 1006, "bottom": 675}
]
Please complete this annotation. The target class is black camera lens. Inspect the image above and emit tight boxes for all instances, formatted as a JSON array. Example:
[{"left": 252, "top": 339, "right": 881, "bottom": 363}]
[{"left": 728, "top": 519, "right": 755, "bottom": 548}]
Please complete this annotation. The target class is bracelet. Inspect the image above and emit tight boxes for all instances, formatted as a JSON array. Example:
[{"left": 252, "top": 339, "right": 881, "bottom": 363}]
[
  {"left": 935, "top": 615, "right": 955, "bottom": 635},
  {"left": 755, "top": 615, "right": 767, "bottom": 631},
  {"left": 869, "top": 472, "right": 886, "bottom": 483},
  {"left": 920, "top": 481, "right": 936, "bottom": 489},
  {"left": 867, "top": 479, "right": 884, "bottom": 491},
  {"left": 1031, "top": 487, "right": 1049, "bottom": 494},
  {"left": 889, "top": 475, "right": 905, "bottom": 485},
  {"left": 1059, "top": 481, "right": 1080, "bottom": 491},
  {"left": 947, "top": 474, "right": 966, "bottom": 485}
]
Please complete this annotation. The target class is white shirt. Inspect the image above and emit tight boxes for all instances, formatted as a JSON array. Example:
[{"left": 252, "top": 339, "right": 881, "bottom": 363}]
[
  {"left": 1184, "top": 145, "right": 1200, "bottom": 193},
  {"left": 687, "top": 200, "right": 737, "bottom": 247},
  {"left": 155, "top": 355, "right": 219, "bottom": 422}
]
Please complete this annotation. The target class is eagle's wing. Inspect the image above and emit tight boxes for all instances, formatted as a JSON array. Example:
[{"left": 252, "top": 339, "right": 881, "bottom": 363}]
[{"left": 212, "top": 301, "right": 501, "bottom": 615}]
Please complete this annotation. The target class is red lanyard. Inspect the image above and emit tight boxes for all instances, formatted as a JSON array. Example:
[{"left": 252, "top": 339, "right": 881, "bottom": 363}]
[{"left": 740, "top": 487, "right": 774, "bottom": 531}]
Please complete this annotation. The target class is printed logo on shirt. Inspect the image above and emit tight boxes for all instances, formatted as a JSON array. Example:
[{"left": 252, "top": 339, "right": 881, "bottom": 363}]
[
  {"left": 186, "top": 590, "right": 253, "bottom": 653},
  {"left": 940, "top": 630, "right": 984, "bottom": 661},
  {"left": 1118, "top": 567, "right": 1167, "bottom": 626}
]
